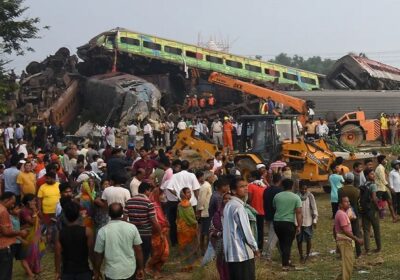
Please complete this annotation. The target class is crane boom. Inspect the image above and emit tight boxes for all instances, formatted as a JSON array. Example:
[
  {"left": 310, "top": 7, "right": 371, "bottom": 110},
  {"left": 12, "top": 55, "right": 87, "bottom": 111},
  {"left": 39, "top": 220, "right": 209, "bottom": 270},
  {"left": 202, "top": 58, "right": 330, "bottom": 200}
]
[{"left": 208, "top": 72, "right": 309, "bottom": 124}]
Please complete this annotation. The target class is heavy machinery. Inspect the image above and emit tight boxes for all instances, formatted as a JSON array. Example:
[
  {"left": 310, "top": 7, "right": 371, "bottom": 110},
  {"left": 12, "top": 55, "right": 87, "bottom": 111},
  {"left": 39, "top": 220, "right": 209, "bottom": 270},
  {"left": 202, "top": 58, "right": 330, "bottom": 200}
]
[
  {"left": 173, "top": 115, "right": 336, "bottom": 184},
  {"left": 237, "top": 115, "right": 335, "bottom": 183},
  {"left": 208, "top": 72, "right": 380, "bottom": 147},
  {"left": 336, "top": 111, "right": 380, "bottom": 147}
]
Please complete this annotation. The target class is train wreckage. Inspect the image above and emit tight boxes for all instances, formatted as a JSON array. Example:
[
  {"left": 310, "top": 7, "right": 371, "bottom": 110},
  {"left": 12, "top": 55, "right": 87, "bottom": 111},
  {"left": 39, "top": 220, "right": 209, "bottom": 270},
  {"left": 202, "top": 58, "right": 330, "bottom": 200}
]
[{"left": 5, "top": 27, "right": 400, "bottom": 136}]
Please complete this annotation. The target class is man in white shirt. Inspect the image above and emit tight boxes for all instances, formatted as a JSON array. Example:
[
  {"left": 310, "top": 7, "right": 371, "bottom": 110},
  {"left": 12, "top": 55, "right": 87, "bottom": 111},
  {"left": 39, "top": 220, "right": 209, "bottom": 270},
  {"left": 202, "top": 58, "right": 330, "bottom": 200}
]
[
  {"left": 101, "top": 174, "right": 131, "bottom": 207},
  {"left": 389, "top": 160, "right": 400, "bottom": 215},
  {"left": 4, "top": 123, "right": 14, "bottom": 150},
  {"left": 127, "top": 122, "right": 139, "bottom": 148},
  {"left": 165, "top": 119, "right": 175, "bottom": 146},
  {"left": 211, "top": 118, "right": 223, "bottom": 146},
  {"left": 143, "top": 121, "right": 153, "bottom": 150},
  {"left": 177, "top": 118, "right": 187, "bottom": 131},
  {"left": 129, "top": 168, "right": 145, "bottom": 196},
  {"left": 316, "top": 118, "right": 329, "bottom": 138},
  {"left": 166, "top": 160, "right": 200, "bottom": 207}
]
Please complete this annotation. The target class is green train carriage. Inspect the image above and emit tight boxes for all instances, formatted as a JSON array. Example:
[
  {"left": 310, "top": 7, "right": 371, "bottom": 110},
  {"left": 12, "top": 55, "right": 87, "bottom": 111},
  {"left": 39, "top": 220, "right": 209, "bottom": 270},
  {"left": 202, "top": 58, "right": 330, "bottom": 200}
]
[{"left": 83, "top": 28, "right": 320, "bottom": 90}]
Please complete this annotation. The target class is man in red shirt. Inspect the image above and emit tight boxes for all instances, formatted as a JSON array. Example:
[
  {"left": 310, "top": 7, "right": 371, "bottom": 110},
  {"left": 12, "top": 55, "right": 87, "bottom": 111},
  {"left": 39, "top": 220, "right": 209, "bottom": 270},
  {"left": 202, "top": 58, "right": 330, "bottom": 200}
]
[
  {"left": 0, "top": 192, "right": 27, "bottom": 279},
  {"left": 248, "top": 170, "right": 268, "bottom": 251},
  {"left": 132, "top": 147, "right": 158, "bottom": 179},
  {"left": 334, "top": 196, "right": 363, "bottom": 280}
]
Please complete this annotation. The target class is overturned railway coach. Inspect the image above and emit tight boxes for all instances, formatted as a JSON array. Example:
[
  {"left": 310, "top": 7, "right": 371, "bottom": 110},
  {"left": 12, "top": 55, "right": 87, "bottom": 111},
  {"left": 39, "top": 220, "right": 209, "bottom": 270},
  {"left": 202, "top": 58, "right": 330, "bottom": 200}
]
[
  {"left": 326, "top": 55, "right": 400, "bottom": 90},
  {"left": 77, "top": 28, "right": 321, "bottom": 91}
]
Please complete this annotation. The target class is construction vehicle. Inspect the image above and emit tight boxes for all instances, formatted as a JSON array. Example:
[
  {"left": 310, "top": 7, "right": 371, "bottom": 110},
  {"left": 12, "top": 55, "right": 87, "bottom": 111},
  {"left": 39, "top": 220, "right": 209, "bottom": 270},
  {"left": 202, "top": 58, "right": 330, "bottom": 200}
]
[
  {"left": 237, "top": 115, "right": 335, "bottom": 183},
  {"left": 336, "top": 111, "right": 380, "bottom": 147},
  {"left": 208, "top": 72, "right": 380, "bottom": 147},
  {"left": 173, "top": 128, "right": 218, "bottom": 160},
  {"left": 173, "top": 115, "right": 336, "bottom": 184}
]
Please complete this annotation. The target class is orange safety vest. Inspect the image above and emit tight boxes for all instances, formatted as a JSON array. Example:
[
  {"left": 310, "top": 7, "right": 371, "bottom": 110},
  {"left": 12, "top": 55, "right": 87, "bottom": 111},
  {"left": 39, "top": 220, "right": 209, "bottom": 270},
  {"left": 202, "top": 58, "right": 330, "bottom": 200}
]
[
  {"left": 199, "top": 98, "right": 206, "bottom": 108},
  {"left": 208, "top": 96, "right": 215, "bottom": 106}
]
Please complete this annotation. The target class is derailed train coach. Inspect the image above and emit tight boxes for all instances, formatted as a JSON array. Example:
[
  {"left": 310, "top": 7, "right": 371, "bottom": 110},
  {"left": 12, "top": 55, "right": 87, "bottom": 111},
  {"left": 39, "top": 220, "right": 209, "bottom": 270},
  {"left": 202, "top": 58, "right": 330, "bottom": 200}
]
[{"left": 325, "top": 54, "right": 400, "bottom": 90}]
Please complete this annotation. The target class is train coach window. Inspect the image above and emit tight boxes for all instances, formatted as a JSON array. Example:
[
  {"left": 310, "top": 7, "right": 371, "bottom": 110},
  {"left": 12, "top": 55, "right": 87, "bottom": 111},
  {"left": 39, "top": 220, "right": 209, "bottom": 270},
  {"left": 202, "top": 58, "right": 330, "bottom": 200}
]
[
  {"left": 164, "top": 45, "right": 182, "bottom": 55},
  {"left": 265, "top": 68, "right": 280, "bottom": 77},
  {"left": 226, "top": 60, "right": 243, "bottom": 69},
  {"left": 283, "top": 72, "right": 298, "bottom": 81},
  {"left": 245, "top": 64, "right": 261, "bottom": 73},
  {"left": 143, "top": 41, "right": 161, "bottom": 51},
  {"left": 185, "top": 50, "right": 203, "bottom": 60},
  {"left": 301, "top": 76, "right": 317, "bottom": 85},
  {"left": 120, "top": 37, "right": 140, "bottom": 46},
  {"left": 206, "top": 55, "right": 223, "bottom": 64}
]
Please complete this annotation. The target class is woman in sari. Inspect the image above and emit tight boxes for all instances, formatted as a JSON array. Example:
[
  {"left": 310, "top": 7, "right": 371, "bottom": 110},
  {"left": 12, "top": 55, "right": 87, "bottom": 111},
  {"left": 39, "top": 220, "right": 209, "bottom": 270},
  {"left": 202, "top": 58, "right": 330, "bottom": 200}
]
[
  {"left": 20, "top": 194, "right": 44, "bottom": 278},
  {"left": 79, "top": 177, "right": 96, "bottom": 229},
  {"left": 209, "top": 192, "right": 231, "bottom": 280},
  {"left": 177, "top": 187, "right": 199, "bottom": 272},
  {"left": 147, "top": 187, "right": 170, "bottom": 278}
]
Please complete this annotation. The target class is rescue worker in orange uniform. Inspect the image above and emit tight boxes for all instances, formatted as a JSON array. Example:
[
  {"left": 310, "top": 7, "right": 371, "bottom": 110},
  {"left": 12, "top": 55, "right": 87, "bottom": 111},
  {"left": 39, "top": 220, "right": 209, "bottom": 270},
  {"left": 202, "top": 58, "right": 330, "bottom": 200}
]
[
  {"left": 223, "top": 116, "right": 234, "bottom": 153},
  {"left": 208, "top": 94, "right": 216, "bottom": 108}
]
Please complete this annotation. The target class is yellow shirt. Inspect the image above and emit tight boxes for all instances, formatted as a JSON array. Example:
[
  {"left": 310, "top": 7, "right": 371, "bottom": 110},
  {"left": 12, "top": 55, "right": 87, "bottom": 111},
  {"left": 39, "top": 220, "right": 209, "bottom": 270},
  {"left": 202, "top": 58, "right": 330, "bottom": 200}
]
[
  {"left": 37, "top": 182, "right": 60, "bottom": 214},
  {"left": 16, "top": 172, "right": 36, "bottom": 196},
  {"left": 375, "top": 164, "right": 388, "bottom": 192},
  {"left": 380, "top": 117, "right": 388, "bottom": 130}
]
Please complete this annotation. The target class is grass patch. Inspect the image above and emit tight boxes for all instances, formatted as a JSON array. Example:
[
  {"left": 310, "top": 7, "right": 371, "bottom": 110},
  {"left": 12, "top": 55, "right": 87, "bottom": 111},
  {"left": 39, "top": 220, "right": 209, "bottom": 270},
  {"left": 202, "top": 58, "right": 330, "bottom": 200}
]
[{"left": 13, "top": 189, "right": 400, "bottom": 279}]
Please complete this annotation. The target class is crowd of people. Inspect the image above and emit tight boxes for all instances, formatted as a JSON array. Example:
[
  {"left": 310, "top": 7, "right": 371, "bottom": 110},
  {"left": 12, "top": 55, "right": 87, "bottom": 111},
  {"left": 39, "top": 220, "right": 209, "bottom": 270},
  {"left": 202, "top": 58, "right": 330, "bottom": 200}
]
[{"left": 0, "top": 118, "right": 398, "bottom": 280}]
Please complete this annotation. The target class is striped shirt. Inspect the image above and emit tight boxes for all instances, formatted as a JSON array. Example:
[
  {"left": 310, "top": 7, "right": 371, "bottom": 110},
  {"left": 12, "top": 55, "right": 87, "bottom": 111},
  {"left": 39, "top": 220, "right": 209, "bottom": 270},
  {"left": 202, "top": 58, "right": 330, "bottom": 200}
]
[
  {"left": 124, "top": 194, "right": 155, "bottom": 237},
  {"left": 223, "top": 196, "right": 258, "bottom": 262}
]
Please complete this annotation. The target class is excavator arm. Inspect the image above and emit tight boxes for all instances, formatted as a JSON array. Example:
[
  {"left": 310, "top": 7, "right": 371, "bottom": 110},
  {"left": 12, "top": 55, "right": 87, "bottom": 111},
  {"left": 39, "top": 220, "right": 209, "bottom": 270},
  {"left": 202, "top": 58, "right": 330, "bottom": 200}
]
[
  {"left": 208, "top": 72, "right": 309, "bottom": 124},
  {"left": 173, "top": 128, "right": 218, "bottom": 160}
]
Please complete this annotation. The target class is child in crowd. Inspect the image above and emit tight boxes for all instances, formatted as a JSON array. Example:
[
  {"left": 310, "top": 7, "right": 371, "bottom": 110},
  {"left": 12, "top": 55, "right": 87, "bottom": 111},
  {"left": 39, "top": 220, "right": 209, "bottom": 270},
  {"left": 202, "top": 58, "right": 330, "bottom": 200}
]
[{"left": 177, "top": 187, "right": 198, "bottom": 272}]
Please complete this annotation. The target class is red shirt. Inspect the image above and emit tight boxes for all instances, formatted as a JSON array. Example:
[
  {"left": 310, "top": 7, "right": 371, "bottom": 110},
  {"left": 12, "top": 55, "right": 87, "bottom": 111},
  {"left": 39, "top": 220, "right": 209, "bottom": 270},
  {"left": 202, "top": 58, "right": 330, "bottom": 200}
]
[
  {"left": 133, "top": 159, "right": 158, "bottom": 179},
  {"left": 335, "top": 209, "right": 352, "bottom": 241},
  {"left": 0, "top": 204, "right": 16, "bottom": 248},
  {"left": 248, "top": 182, "right": 267, "bottom": 215}
]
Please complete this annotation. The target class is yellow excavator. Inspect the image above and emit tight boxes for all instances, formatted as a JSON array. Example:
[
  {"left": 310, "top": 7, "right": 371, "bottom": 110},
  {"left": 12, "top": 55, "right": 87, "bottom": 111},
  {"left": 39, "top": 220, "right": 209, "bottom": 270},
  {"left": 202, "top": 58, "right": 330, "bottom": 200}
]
[{"left": 174, "top": 114, "right": 335, "bottom": 184}]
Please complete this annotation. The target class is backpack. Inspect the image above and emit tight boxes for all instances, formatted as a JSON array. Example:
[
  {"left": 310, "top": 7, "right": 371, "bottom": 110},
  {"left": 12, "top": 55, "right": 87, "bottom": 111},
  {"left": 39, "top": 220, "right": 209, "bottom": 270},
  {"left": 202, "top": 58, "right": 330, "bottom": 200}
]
[{"left": 359, "top": 182, "right": 372, "bottom": 214}]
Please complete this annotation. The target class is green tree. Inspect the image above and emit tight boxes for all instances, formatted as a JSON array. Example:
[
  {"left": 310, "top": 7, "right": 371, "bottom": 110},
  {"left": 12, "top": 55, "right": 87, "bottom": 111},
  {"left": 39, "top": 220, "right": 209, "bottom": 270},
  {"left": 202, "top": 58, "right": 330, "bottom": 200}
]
[
  {"left": 270, "top": 53, "right": 336, "bottom": 75},
  {"left": 0, "top": 0, "right": 46, "bottom": 114}
]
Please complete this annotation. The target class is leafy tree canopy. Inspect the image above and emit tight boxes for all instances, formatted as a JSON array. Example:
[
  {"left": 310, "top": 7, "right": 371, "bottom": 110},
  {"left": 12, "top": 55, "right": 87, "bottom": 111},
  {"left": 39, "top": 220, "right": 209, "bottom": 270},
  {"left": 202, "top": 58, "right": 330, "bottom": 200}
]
[
  {"left": 0, "top": 0, "right": 46, "bottom": 115},
  {"left": 269, "top": 53, "right": 336, "bottom": 75}
]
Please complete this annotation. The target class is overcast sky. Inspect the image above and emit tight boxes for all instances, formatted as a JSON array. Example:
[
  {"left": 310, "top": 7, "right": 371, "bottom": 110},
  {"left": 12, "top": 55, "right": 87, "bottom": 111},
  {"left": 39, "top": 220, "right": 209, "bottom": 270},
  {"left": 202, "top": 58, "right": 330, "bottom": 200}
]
[{"left": 8, "top": 0, "right": 400, "bottom": 72}]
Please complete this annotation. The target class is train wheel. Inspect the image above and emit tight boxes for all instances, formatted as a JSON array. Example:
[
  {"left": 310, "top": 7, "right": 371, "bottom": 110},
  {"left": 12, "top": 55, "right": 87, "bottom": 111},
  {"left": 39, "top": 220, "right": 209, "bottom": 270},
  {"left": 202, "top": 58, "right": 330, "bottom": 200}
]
[
  {"left": 340, "top": 124, "right": 364, "bottom": 147},
  {"left": 235, "top": 157, "right": 257, "bottom": 181}
]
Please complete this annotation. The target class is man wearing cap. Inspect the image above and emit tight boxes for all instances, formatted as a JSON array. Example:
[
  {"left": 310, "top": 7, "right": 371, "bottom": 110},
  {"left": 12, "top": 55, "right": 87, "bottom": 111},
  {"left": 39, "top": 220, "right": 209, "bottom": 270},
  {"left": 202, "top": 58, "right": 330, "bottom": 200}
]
[
  {"left": 211, "top": 118, "right": 223, "bottom": 146},
  {"left": 338, "top": 172, "right": 362, "bottom": 258},
  {"left": 389, "top": 160, "right": 400, "bottom": 215}
]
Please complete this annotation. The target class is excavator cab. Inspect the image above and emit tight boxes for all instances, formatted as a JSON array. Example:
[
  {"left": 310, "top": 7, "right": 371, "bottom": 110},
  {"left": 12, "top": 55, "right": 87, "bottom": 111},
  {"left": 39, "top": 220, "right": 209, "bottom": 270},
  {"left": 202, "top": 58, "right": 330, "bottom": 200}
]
[
  {"left": 235, "top": 115, "right": 299, "bottom": 177},
  {"left": 236, "top": 115, "right": 334, "bottom": 184}
]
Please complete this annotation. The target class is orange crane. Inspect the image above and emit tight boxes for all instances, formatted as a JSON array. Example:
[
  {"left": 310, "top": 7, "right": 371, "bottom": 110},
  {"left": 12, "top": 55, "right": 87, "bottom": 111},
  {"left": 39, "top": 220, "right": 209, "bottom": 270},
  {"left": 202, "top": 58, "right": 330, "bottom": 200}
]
[
  {"left": 208, "top": 72, "right": 310, "bottom": 125},
  {"left": 208, "top": 72, "right": 380, "bottom": 147}
]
